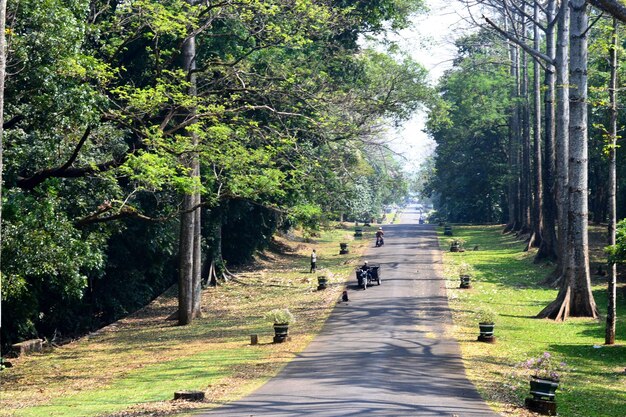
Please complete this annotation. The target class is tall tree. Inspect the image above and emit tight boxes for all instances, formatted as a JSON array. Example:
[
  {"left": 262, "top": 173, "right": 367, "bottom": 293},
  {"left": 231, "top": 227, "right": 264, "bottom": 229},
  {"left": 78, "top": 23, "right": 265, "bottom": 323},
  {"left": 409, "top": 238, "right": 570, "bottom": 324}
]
[
  {"left": 528, "top": 0, "right": 543, "bottom": 250},
  {"left": 539, "top": 0, "right": 598, "bottom": 320},
  {"left": 535, "top": 0, "right": 559, "bottom": 262},
  {"left": 605, "top": 18, "right": 618, "bottom": 344},
  {"left": 178, "top": 2, "right": 202, "bottom": 324},
  {"left": 0, "top": 0, "right": 7, "bottom": 341}
]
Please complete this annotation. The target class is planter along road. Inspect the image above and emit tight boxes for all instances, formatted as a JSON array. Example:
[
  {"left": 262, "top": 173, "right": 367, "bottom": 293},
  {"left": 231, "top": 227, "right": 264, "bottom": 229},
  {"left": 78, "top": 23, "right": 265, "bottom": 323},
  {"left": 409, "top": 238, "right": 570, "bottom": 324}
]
[{"left": 199, "top": 207, "right": 498, "bottom": 416}]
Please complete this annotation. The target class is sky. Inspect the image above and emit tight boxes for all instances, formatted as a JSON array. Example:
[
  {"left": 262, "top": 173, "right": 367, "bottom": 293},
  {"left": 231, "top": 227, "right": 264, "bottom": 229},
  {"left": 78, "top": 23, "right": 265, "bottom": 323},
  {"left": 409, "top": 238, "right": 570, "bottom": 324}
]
[{"left": 385, "top": 0, "right": 473, "bottom": 173}]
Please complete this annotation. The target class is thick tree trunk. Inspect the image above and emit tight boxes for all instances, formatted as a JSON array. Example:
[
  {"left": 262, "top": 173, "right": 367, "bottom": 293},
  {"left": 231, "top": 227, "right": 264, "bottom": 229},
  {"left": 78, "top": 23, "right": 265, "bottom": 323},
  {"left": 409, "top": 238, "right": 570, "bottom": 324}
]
[
  {"left": 536, "top": 0, "right": 558, "bottom": 262},
  {"left": 178, "top": 27, "right": 202, "bottom": 325},
  {"left": 606, "top": 18, "right": 618, "bottom": 345},
  {"left": 538, "top": 0, "right": 598, "bottom": 320}
]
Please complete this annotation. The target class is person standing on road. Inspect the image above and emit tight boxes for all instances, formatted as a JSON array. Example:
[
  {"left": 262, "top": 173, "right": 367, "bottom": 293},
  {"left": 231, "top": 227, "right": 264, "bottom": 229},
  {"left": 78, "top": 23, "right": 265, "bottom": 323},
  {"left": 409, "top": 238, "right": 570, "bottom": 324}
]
[
  {"left": 375, "top": 227, "right": 384, "bottom": 246},
  {"left": 310, "top": 249, "right": 317, "bottom": 273}
]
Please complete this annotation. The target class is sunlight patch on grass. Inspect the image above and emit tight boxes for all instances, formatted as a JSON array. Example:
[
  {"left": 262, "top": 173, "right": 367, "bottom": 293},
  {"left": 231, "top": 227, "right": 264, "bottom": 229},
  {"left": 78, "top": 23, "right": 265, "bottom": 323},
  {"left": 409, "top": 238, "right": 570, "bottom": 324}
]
[{"left": 440, "top": 225, "right": 626, "bottom": 417}]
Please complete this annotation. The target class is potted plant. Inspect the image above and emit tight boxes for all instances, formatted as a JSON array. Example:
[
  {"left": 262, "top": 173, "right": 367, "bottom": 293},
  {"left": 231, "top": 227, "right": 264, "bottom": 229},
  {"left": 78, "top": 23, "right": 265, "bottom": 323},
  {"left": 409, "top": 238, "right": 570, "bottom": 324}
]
[
  {"left": 449, "top": 238, "right": 465, "bottom": 252},
  {"left": 475, "top": 306, "right": 496, "bottom": 342},
  {"left": 522, "top": 352, "right": 567, "bottom": 399},
  {"left": 265, "top": 308, "right": 295, "bottom": 343},
  {"left": 317, "top": 275, "right": 329, "bottom": 290},
  {"left": 520, "top": 352, "right": 568, "bottom": 414},
  {"left": 458, "top": 261, "right": 473, "bottom": 288},
  {"left": 339, "top": 242, "right": 349, "bottom": 254}
]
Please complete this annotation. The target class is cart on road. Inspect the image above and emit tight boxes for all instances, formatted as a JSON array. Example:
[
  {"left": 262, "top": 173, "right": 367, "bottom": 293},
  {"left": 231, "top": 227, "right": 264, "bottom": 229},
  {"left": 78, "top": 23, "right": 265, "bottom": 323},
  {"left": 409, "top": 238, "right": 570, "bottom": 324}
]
[{"left": 355, "top": 264, "right": 381, "bottom": 289}]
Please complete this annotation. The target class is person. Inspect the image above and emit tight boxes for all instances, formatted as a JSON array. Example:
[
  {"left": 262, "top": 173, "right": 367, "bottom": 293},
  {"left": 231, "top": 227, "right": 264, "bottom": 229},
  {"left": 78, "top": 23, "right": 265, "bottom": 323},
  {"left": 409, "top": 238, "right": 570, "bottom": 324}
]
[
  {"left": 375, "top": 227, "right": 384, "bottom": 246},
  {"left": 310, "top": 249, "right": 317, "bottom": 273},
  {"left": 358, "top": 261, "right": 371, "bottom": 288}
]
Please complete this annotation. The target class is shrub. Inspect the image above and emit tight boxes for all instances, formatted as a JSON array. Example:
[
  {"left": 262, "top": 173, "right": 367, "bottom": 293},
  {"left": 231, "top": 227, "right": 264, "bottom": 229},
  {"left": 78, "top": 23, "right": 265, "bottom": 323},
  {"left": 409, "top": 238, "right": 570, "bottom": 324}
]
[
  {"left": 475, "top": 306, "right": 496, "bottom": 324},
  {"left": 264, "top": 308, "right": 295, "bottom": 324}
]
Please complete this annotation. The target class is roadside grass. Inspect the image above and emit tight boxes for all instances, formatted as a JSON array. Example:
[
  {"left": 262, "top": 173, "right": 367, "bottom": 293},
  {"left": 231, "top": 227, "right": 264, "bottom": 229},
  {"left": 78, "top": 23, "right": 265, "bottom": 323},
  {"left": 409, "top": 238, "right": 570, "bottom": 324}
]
[
  {"left": 1, "top": 223, "right": 376, "bottom": 417},
  {"left": 440, "top": 225, "right": 626, "bottom": 417}
]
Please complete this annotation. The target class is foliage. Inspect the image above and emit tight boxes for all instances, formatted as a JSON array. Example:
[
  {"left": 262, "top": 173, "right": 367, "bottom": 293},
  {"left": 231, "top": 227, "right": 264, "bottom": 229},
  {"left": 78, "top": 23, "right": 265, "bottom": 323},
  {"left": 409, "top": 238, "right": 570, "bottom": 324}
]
[
  {"left": 264, "top": 308, "right": 295, "bottom": 324},
  {"left": 475, "top": 306, "right": 496, "bottom": 324},
  {"left": 518, "top": 352, "right": 568, "bottom": 381},
  {"left": 0, "top": 0, "right": 429, "bottom": 350},
  {"left": 424, "top": 30, "right": 513, "bottom": 223},
  {"left": 606, "top": 218, "right": 626, "bottom": 263},
  {"left": 458, "top": 261, "right": 473, "bottom": 275}
]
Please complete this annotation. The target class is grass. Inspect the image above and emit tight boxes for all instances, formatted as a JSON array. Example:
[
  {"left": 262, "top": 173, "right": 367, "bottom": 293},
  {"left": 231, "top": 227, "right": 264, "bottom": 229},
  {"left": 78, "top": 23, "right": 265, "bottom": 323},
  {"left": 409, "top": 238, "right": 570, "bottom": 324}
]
[
  {"left": 440, "top": 225, "right": 626, "bottom": 417},
  {"left": 0, "top": 223, "right": 377, "bottom": 417}
]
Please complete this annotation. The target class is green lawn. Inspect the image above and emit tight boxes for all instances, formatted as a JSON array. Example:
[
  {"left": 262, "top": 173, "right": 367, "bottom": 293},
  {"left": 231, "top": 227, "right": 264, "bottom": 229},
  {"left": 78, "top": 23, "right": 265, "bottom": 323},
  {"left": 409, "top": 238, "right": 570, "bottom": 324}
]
[
  {"left": 14, "top": 349, "right": 264, "bottom": 417},
  {"left": 1, "top": 223, "right": 374, "bottom": 417},
  {"left": 441, "top": 225, "right": 626, "bottom": 417}
]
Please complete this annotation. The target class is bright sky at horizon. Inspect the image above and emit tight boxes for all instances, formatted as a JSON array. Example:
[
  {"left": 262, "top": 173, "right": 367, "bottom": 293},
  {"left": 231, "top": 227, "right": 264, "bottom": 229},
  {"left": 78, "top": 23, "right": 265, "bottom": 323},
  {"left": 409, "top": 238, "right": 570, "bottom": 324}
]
[{"left": 386, "top": 0, "right": 473, "bottom": 173}]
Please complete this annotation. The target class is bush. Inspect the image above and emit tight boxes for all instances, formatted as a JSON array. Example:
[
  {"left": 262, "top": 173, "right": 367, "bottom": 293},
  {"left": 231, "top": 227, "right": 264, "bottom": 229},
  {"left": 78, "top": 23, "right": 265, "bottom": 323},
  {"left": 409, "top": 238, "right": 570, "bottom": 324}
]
[
  {"left": 264, "top": 308, "right": 295, "bottom": 324},
  {"left": 475, "top": 306, "right": 496, "bottom": 324}
]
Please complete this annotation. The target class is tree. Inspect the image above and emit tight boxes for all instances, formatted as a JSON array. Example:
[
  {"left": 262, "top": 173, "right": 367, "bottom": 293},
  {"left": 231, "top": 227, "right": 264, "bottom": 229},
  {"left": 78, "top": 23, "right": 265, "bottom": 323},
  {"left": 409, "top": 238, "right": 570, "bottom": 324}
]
[
  {"left": 605, "top": 18, "right": 619, "bottom": 344},
  {"left": 535, "top": 0, "right": 559, "bottom": 263},
  {"left": 538, "top": 0, "right": 598, "bottom": 320},
  {"left": 0, "top": 0, "right": 7, "bottom": 344},
  {"left": 425, "top": 30, "right": 511, "bottom": 223},
  {"left": 1, "top": 0, "right": 432, "bottom": 348}
]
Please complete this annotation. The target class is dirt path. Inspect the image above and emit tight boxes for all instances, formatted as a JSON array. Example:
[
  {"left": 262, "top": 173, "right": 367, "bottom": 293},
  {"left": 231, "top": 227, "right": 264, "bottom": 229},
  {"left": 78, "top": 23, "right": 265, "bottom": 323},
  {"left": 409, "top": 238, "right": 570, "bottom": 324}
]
[{"left": 196, "top": 207, "right": 499, "bottom": 416}]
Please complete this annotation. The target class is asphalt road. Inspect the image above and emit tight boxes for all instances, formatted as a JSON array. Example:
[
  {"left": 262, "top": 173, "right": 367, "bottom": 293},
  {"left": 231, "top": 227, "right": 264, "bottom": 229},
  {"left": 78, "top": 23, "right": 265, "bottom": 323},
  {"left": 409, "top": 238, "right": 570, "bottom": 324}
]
[{"left": 198, "top": 207, "right": 499, "bottom": 416}]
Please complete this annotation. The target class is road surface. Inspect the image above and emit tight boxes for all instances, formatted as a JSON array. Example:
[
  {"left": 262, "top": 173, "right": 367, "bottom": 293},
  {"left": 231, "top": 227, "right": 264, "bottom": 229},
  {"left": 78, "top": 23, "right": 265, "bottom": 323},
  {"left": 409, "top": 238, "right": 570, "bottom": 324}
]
[{"left": 198, "top": 207, "right": 498, "bottom": 416}]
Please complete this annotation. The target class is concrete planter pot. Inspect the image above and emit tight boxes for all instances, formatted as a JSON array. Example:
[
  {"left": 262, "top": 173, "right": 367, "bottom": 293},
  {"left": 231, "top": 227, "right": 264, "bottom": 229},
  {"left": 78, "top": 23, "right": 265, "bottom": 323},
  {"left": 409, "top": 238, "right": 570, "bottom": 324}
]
[
  {"left": 273, "top": 323, "right": 290, "bottom": 343},
  {"left": 525, "top": 377, "right": 559, "bottom": 415},
  {"left": 477, "top": 322, "right": 496, "bottom": 343},
  {"left": 339, "top": 243, "right": 349, "bottom": 254},
  {"left": 317, "top": 276, "right": 328, "bottom": 290},
  {"left": 459, "top": 275, "right": 471, "bottom": 288}
]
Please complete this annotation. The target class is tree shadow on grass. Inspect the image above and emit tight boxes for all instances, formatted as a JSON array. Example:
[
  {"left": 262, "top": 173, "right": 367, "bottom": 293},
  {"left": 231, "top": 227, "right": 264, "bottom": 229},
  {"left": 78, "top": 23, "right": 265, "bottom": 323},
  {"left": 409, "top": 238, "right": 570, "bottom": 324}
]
[{"left": 544, "top": 343, "right": 626, "bottom": 417}]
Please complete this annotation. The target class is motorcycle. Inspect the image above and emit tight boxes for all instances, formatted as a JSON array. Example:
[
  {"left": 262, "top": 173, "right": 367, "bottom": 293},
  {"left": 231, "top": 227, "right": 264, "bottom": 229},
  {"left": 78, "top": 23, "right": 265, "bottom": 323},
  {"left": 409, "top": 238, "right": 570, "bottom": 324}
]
[{"left": 375, "top": 235, "right": 384, "bottom": 247}]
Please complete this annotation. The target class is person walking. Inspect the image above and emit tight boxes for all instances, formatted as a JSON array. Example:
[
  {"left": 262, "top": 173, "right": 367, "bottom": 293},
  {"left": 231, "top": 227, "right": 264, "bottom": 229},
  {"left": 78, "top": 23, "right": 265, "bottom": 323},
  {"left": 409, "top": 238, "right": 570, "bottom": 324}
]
[{"left": 310, "top": 249, "right": 317, "bottom": 273}]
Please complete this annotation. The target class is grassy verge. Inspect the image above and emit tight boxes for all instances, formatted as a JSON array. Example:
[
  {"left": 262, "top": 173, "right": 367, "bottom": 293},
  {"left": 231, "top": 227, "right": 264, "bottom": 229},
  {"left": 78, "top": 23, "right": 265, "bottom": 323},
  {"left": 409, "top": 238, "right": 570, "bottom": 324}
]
[
  {"left": 0, "top": 223, "right": 376, "bottom": 417},
  {"left": 440, "top": 225, "right": 626, "bottom": 417}
]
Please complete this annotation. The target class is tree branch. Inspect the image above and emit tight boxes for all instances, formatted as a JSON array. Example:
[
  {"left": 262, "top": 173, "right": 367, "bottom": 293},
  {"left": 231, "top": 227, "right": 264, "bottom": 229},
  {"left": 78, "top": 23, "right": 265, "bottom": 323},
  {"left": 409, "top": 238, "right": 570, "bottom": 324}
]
[
  {"left": 588, "top": 0, "right": 626, "bottom": 23},
  {"left": 484, "top": 16, "right": 555, "bottom": 65}
]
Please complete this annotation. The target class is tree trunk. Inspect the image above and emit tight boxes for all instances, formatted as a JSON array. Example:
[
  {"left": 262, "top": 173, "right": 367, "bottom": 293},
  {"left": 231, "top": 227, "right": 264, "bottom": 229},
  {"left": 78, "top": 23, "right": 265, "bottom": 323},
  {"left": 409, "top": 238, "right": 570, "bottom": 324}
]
[
  {"left": 178, "top": 193, "right": 196, "bottom": 325},
  {"left": 528, "top": 0, "right": 543, "bottom": 250},
  {"left": 192, "top": 165, "right": 202, "bottom": 318},
  {"left": 548, "top": 0, "right": 571, "bottom": 285},
  {"left": 521, "top": 18, "right": 532, "bottom": 236},
  {"left": 206, "top": 205, "right": 225, "bottom": 286},
  {"left": 536, "top": 0, "right": 558, "bottom": 262},
  {"left": 506, "top": 40, "right": 520, "bottom": 233},
  {"left": 538, "top": 0, "right": 598, "bottom": 320},
  {"left": 0, "top": 0, "right": 6, "bottom": 336},
  {"left": 178, "top": 24, "right": 202, "bottom": 325},
  {"left": 605, "top": 18, "right": 618, "bottom": 345}
]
